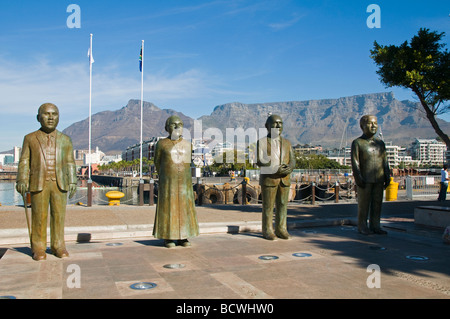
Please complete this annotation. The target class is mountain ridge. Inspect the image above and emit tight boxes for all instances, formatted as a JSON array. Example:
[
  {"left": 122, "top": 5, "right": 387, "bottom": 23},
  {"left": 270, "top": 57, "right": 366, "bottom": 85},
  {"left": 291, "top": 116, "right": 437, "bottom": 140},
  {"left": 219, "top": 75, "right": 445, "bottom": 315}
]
[{"left": 62, "top": 92, "right": 450, "bottom": 154}]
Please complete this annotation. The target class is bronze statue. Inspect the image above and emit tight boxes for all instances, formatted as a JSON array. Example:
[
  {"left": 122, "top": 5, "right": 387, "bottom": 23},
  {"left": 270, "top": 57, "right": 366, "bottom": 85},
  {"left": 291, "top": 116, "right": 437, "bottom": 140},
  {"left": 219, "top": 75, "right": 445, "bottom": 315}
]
[
  {"left": 351, "top": 115, "right": 390, "bottom": 235},
  {"left": 257, "top": 114, "right": 295, "bottom": 240},
  {"left": 152, "top": 115, "right": 199, "bottom": 248},
  {"left": 16, "top": 103, "right": 77, "bottom": 260}
]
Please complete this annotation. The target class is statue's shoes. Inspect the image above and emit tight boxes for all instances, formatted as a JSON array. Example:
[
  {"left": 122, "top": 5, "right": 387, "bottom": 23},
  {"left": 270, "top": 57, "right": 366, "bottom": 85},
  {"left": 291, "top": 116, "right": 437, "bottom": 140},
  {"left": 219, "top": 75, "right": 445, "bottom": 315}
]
[
  {"left": 358, "top": 227, "right": 372, "bottom": 235},
  {"left": 275, "top": 230, "right": 291, "bottom": 240},
  {"left": 52, "top": 248, "right": 69, "bottom": 258},
  {"left": 32, "top": 250, "right": 46, "bottom": 261},
  {"left": 372, "top": 228, "right": 388, "bottom": 235},
  {"left": 164, "top": 240, "right": 176, "bottom": 248},
  {"left": 263, "top": 232, "right": 277, "bottom": 240},
  {"left": 178, "top": 239, "right": 191, "bottom": 247}
]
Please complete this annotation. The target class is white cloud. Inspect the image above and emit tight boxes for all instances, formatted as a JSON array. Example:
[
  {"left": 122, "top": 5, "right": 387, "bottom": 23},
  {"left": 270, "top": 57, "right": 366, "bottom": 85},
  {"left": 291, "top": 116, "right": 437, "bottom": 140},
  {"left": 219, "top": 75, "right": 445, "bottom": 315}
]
[
  {"left": 0, "top": 55, "right": 252, "bottom": 151},
  {"left": 268, "top": 14, "right": 304, "bottom": 31},
  {"left": 0, "top": 56, "right": 240, "bottom": 118}
]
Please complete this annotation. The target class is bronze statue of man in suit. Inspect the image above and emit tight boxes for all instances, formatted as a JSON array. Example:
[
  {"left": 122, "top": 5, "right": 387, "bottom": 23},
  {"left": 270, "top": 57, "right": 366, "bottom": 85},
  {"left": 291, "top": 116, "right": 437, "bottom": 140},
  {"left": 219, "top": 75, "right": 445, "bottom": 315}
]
[
  {"left": 351, "top": 115, "right": 390, "bottom": 235},
  {"left": 16, "top": 103, "right": 77, "bottom": 260},
  {"left": 257, "top": 114, "right": 295, "bottom": 240}
]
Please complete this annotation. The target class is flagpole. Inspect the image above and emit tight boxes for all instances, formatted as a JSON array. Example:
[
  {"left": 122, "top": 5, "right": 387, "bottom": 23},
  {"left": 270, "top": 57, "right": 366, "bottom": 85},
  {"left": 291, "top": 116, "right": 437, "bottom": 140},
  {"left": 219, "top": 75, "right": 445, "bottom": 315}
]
[
  {"left": 87, "top": 33, "right": 93, "bottom": 207},
  {"left": 89, "top": 33, "right": 93, "bottom": 181},
  {"left": 140, "top": 40, "right": 144, "bottom": 181}
]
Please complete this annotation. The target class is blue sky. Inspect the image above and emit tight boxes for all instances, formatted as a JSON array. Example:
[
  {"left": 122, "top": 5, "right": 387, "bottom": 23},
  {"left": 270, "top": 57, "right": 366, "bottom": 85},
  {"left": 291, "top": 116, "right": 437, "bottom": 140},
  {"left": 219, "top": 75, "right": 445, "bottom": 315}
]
[{"left": 0, "top": 0, "right": 449, "bottom": 152}]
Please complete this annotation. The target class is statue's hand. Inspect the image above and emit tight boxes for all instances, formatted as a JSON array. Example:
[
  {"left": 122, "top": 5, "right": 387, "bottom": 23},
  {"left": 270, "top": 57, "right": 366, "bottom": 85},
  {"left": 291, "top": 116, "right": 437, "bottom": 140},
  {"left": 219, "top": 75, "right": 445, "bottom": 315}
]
[
  {"left": 277, "top": 164, "right": 292, "bottom": 177},
  {"left": 384, "top": 179, "right": 390, "bottom": 189},
  {"left": 16, "top": 181, "right": 28, "bottom": 196},
  {"left": 355, "top": 179, "right": 366, "bottom": 189},
  {"left": 68, "top": 184, "right": 77, "bottom": 199}
]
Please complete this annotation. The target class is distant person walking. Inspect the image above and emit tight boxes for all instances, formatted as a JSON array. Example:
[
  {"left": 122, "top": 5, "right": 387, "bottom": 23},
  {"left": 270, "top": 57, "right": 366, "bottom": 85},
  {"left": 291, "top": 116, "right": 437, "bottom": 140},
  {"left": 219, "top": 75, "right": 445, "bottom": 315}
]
[{"left": 438, "top": 164, "right": 449, "bottom": 201}]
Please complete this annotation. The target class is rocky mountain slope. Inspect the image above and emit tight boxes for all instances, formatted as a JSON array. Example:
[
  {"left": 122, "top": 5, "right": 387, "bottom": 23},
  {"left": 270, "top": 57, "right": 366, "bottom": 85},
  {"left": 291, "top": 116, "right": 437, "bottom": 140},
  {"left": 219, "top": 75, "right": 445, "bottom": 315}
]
[
  {"left": 63, "top": 92, "right": 450, "bottom": 154},
  {"left": 62, "top": 100, "right": 194, "bottom": 154}
]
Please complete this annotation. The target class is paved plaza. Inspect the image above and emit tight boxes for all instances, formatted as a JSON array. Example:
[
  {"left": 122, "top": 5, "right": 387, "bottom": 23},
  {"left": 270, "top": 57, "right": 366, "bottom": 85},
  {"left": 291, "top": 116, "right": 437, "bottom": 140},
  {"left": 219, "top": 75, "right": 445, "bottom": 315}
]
[{"left": 0, "top": 200, "right": 449, "bottom": 301}]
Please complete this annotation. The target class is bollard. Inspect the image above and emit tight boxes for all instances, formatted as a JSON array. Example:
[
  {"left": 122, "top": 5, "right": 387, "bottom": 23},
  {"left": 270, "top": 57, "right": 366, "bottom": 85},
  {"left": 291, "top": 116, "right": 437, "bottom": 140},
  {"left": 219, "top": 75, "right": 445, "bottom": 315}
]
[
  {"left": 139, "top": 179, "right": 144, "bottom": 206},
  {"left": 311, "top": 182, "right": 316, "bottom": 205},
  {"left": 335, "top": 182, "right": 340, "bottom": 203},
  {"left": 149, "top": 179, "right": 154, "bottom": 206},
  {"left": 197, "top": 179, "right": 203, "bottom": 206},
  {"left": 87, "top": 179, "right": 93, "bottom": 207},
  {"left": 385, "top": 177, "right": 399, "bottom": 201},
  {"left": 241, "top": 179, "right": 247, "bottom": 205},
  {"left": 223, "top": 183, "right": 232, "bottom": 204},
  {"left": 105, "top": 191, "right": 125, "bottom": 206}
]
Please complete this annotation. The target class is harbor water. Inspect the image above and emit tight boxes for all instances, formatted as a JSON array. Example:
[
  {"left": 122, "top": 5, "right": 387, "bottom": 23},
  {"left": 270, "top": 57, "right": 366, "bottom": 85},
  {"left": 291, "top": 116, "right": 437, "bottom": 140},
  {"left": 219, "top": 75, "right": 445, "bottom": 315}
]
[{"left": 0, "top": 180, "right": 142, "bottom": 206}]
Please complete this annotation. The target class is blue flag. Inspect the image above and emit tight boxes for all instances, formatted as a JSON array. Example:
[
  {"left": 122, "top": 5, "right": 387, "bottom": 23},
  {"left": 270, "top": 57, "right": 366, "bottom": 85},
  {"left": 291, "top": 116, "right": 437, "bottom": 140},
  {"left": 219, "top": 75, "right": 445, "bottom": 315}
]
[{"left": 139, "top": 47, "right": 142, "bottom": 72}]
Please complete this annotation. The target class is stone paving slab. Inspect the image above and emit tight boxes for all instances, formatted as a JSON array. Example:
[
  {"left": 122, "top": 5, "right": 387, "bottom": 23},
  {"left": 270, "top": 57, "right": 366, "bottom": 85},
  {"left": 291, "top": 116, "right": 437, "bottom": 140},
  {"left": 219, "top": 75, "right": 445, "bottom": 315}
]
[{"left": 1, "top": 226, "right": 449, "bottom": 300}]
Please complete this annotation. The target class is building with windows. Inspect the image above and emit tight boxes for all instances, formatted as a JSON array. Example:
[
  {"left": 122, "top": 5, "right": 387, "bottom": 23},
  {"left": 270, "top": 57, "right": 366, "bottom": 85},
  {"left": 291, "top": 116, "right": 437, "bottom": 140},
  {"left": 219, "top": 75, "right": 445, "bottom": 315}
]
[
  {"left": 385, "top": 142, "right": 406, "bottom": 168},
  {"left": 13, "top": 146, "right": 21, "bottom": 163},
  {"left": 411, "top": 138, "right": 447, "bottom": 166},
  {"left": 122, "top": 137, "right": 163, "bottom": 162},
  {"left": 0, "top": 154, "right": 14, "bottom": 165},
  {"left": 325, "top": 147, "right": 351, "bottom": 167},
  {"left": 192, "top": 139, "right": 214, "bottom": 167},
  {"left": 211, "top": 142, "right": 233, "bottom": 158}
]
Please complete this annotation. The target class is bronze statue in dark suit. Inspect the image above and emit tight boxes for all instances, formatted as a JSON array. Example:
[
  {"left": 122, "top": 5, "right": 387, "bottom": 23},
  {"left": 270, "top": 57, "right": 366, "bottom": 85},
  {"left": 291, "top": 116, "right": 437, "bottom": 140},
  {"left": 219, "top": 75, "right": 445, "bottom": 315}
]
[
  {"left": 351, "top": 115, "right": 390, "bottom": 235},
  {"left": 257, "top": 115, "right": 295, "bottom": 240},
  {"left": 16, "top": 103, "right": 77, "bottom": 260}
]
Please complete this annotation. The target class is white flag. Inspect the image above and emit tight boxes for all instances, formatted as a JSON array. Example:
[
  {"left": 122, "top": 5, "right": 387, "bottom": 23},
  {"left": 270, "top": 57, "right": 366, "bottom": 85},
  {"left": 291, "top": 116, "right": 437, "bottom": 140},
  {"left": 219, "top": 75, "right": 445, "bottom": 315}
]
[{"left": 88, "top": 48, "right": 94, "bottom": 64}]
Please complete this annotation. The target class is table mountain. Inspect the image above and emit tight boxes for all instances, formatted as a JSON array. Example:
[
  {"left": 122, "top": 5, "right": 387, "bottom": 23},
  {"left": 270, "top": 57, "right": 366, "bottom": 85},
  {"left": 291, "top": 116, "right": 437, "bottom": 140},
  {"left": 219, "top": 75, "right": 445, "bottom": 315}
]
[
  {"left": 199, "top": 92, "right": 449, "bottom": 148},
  {"left": 63, "top": 92, "right": 450, "bottom": 154}
]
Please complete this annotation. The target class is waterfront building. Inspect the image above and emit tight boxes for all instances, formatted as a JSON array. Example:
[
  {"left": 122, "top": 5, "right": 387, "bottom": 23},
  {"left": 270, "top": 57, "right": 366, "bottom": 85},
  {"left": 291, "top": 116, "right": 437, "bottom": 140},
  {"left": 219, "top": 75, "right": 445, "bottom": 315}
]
[
  {"left": 385, "top": 142, "right": 406, "bottom": 168},
  {"left": 293, "top": 144, "right": 323, "bottom": 155},
  {"left": 210, "top": 142, "right": 233, "bottom": 158},
  {"left": 0, "top": 154, "right": 14, "bottom": 165},
  {"left": 324, "top": 147, "right": 351, "bottom": 167},
  {"left": 122, "top": 137, "right": 163, "bottom": 162},
  {"left": 84, "top": 146, "right": 105, "bottom": 166},
  {"left": 13, "top": 146, "right": 21, "bottom": 163},
  {"left": 411, "top": 138, "right": 447, "bottom": 166}
]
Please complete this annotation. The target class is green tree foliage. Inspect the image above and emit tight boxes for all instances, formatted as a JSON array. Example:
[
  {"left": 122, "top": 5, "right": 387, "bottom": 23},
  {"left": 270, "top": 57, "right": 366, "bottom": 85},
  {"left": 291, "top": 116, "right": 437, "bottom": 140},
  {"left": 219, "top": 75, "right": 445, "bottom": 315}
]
[
  {"left": 370, "top": 28, "right": 450, "bottom": 147},
  {"left": 295, "top": 154, "right": 345, "bottom": 169},
  {"left": 211, "top": 150, "right": 254, "bottom": 175},
  {"left": 98, "top": 157, "right": 154, "bottom": 174}
]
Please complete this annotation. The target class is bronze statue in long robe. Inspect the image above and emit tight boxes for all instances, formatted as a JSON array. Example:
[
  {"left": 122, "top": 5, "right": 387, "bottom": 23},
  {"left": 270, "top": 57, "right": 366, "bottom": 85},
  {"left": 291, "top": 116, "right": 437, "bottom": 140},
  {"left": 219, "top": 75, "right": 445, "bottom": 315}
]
[{"left": 152, "top": 116, "right": 199, "bottom": 247}]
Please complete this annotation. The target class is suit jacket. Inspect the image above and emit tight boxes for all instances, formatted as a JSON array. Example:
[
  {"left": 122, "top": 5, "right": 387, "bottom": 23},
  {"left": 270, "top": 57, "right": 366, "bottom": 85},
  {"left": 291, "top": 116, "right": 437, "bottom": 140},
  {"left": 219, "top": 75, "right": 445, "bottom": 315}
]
[
  {"left": 17, "top": 129, "right": 77, "bottom": 192},
  {"left": 351, "top": 135, "right": 390, "bottom": 186},
  {"left": 257, "top": 136, "right": 295, "bottom": 187}
]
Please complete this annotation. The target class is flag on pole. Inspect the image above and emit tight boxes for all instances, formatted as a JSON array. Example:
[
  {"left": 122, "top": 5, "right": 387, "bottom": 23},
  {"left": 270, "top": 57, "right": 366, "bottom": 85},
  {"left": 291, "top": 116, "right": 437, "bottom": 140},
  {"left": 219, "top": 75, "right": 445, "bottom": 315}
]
[
  {"left": 139, "top": 47, "right": 143, "bottom": 72},
  {"left": 88, "top": 47, "right": 94, "bottom": 64},
  {"left": 139, "top": 40, "right": 144, "bottom": 180}
]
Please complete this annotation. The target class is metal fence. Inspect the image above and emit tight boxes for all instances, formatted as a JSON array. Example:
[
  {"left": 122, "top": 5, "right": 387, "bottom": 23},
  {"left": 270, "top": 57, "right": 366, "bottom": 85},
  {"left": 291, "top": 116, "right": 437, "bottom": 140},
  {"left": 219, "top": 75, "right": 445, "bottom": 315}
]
[
  {"left": 191, "top": 179, "right": 356, "bottom": 206},
  {"left": 404, "top": 175, "right": 441, "bottom": 200},
  {"left": 73, "top": 173, "right": 445, "bottom": 207},
  {"left": 246, "top": 169, "right": 353, "bottom": 184}
]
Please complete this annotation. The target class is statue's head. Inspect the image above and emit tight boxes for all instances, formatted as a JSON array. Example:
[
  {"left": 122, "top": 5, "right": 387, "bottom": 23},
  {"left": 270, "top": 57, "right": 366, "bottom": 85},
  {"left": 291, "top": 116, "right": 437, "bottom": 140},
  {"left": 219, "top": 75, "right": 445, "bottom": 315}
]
[
  {"left": 265, "top": 114, "right": 283, "bottom": 138},
  {"left": 165, "top": 115, "right": 183, "bottom": 140},
  {"left": 360, "top": 114, "right": 378, "bottom": 138},
  {"left": 37, "top": 103, "right": 59, "bottom": 133}
]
